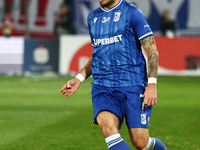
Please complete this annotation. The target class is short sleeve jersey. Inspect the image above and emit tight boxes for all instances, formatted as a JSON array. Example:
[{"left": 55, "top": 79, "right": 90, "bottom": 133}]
[{"left": 87, "top": 0, "right": 153, "bottom": 87}]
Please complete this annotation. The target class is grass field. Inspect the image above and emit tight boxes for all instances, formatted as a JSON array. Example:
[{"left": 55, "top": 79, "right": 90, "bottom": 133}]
[{"left": 0, "top": 76, "right": 199, "bottom": 150}]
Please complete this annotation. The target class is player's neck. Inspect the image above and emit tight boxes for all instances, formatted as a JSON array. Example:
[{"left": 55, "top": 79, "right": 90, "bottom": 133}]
[{"left": 103, "top": 0, "right": 121, "bottom": 10}]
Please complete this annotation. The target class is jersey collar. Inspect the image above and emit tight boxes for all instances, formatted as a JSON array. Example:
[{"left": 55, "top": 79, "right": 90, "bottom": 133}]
[{"left": 100, "top": 0, "right": 123, "bottom": 12}]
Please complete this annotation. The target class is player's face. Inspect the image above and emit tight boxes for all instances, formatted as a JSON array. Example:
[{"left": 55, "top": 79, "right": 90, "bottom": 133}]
[{"left": 99, "top": 0, "right": 115, "bottom": 8}]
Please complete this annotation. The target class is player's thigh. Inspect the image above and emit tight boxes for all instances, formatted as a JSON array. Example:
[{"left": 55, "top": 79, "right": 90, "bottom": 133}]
[
  {"left": 128, "top": 128, "right": 149, "bottom": 149},
  {"left": 97, "top": 111, "right": 120, "bottom": 137}
]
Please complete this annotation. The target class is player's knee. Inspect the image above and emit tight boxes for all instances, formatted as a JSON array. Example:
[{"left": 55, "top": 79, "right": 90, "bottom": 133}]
[
  {"left": 100, "top": 123, "right": 119, "bottom": 137},
  {"left": 97, "top": 111, "right": 119, "bottom": 137},
  {"left": 98, "top": 118, "right": 119, "bottom": 137},
  {"left": 132, "top": 139, "right": 147, "bottom": 150}
]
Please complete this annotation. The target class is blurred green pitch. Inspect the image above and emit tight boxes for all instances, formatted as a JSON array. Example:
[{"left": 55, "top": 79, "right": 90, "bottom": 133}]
[{"left": 0, "top": 76, "right": 199, "bottom": 150}]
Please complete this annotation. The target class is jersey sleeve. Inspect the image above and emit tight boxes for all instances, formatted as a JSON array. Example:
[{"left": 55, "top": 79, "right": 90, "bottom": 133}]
[
  {"left": 129, "top": 6, "right": 153, "bottom": 41},
  {"left": 87, "top": 13, "right": 94, "bottom": 47}
]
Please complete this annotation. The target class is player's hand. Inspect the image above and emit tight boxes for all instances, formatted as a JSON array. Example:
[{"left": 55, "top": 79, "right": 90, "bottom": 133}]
[
  {"left": 60, "top": 77, "right": 81, "bottom": 97},
  {"left": 143, "top": 83, "right": 157, "bottom": 107}
]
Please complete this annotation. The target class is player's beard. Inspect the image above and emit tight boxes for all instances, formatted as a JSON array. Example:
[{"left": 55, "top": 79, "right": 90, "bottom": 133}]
[{"left": 99, "top": 0, "right": 115, "bottom": 8}]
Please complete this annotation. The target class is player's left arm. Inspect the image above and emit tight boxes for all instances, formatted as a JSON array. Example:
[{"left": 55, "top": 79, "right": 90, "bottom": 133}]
[{"left": 140, "top": 35, "right": 159, "bottom": 107}]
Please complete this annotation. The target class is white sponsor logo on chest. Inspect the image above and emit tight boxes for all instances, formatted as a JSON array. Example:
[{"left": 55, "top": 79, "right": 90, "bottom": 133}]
[
  {"left": 93, "top": 34, "right": 123, "bottom": 46},
  {"left": 102, "top": 17, "right": 111, "bottom": 23}
]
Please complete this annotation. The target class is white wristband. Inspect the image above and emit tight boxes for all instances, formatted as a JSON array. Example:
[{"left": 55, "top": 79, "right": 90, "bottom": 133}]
[
  {"left": 148, "top": 77, "right": 157, "bottom": 84},
  {"left": 76, "top": 73, "right": 85, "bottom": 82}
]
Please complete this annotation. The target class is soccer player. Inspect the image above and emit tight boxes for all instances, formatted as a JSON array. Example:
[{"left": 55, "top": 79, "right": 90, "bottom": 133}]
[{"left": 60, "top": 0, "right": 168, "bottom": 149}]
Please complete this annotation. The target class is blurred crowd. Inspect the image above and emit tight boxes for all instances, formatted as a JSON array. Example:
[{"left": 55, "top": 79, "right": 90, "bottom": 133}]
[
  {"left": 0, "top": 0, "right": 177, "bottom": 38},
  {"left": 0, "top": 0, "right": 76, "bottom": 38},
  {"left": 54, "top": 2, "right": 76, "bottom": 36},
  {"left": 160, "top": 10, "right": 176, "bottom": 38},
  {"left": 0, "top": 18, "right": 16, "bottom": 37}
]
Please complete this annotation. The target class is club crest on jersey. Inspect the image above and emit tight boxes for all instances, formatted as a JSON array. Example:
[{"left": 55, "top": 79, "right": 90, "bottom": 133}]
[
  {"left": 113, "top": 12, "right": 121, "bottom": 22},
  {"left": 94, "top": 17, "right": 98, "bottom": 23},
  {"left": 102, "top": 17, "right": 110, "bottom": 23}
]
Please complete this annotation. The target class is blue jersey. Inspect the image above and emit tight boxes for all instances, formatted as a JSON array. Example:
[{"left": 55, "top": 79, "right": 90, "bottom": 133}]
[{"left": 87, "top": 0, "right": 153, "bottom": 87}]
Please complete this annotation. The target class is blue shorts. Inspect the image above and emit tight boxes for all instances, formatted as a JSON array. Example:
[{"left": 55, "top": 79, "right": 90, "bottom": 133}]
[{"left": 91, "top": 84, "right": 152, "bottom": 129}]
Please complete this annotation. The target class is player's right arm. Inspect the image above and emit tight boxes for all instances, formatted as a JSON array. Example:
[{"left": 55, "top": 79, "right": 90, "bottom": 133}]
[
  {"left": 129, "top": 6, "right": 157, "bottom": 107},
  {"left": 60, "top": 57, "right": 92, "bottom": 97}
]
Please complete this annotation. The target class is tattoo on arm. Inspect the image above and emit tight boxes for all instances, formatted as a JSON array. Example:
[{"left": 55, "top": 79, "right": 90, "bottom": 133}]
[
  {"left": 141, "top": 36, "right": 155, "bottom": 46},
  {"left": 148, "top": 51, "right": 158, "bottom": 78},
  {"left": 141, "top": 36, "right": 159, "bottom": 78}
]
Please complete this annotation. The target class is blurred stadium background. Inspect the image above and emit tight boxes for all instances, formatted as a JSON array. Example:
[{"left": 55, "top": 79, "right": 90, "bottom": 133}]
[{"left": 0, "top": 0, "right": 200, "bottom": 150}]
